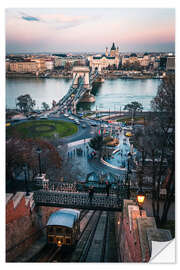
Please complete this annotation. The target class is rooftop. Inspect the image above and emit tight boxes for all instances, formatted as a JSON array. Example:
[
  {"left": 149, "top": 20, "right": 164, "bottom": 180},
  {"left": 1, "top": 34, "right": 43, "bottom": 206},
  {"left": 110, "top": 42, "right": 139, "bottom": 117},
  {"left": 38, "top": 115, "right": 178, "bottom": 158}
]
[
  {"left": 47, "top": 209, "right": 80, "bottom": 228},
  {"left": 111, "top": 42, "right": 116, "bottom": 50}
]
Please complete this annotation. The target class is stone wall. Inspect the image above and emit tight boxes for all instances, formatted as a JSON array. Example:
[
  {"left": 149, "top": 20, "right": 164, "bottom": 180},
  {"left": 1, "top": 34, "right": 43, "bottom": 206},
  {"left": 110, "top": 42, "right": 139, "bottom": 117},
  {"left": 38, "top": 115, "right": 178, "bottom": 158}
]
[
  {"left": 115, "top": 200, "right": 172, "bottom": 262},
  {"left": 6, "top": 192, "right": 60, "bottom": 262}
]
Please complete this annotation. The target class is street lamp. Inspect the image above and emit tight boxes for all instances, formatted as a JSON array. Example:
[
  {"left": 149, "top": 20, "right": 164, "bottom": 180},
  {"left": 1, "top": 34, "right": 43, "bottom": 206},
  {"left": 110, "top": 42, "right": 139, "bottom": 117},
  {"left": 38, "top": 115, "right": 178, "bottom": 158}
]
[
  {"left": 136, "top": 188, "right": 145, "bottom": 216},
  {"left": 22, "top": 164, "right": 29, "bottom": 196},
  {"left": 36, "top": 147, "right": 42, "bottom": 176},
  {"left": 126, "top": 152, "right": 132, "bottom": 199}
]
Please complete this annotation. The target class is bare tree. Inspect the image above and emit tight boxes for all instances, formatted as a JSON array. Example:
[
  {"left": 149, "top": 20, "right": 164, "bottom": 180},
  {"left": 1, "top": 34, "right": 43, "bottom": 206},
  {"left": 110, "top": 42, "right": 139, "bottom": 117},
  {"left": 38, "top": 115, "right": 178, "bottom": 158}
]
[{"left": 133, "top": 74, "right": 175, "bottom": 226}]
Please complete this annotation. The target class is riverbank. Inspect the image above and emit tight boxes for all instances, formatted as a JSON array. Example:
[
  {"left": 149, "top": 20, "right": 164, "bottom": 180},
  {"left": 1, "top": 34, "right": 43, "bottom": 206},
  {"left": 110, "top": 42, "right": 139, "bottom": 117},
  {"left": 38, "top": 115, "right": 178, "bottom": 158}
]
[
  {"left": 6, "top": 71, "right": 162, "bottom": 80},
  {"left": 6, "top": 76, "right": 161, "bottom": 111},
  {"left": 104, "top": 75, "right": 161, "bottom": 79},
  {"left": 6, "top": 72, "right": 73, "bottom": 79}
]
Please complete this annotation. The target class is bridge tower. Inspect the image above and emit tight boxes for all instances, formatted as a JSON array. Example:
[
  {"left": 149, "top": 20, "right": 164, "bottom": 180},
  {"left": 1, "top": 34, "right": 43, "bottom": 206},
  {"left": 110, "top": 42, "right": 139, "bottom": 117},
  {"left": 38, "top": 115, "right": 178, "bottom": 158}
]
[
  {"left": 72, "top": 66, "right": 90, "bottom": 89},
  {"left": 91, "top": 64, "right": 102, "bottom": 74}
]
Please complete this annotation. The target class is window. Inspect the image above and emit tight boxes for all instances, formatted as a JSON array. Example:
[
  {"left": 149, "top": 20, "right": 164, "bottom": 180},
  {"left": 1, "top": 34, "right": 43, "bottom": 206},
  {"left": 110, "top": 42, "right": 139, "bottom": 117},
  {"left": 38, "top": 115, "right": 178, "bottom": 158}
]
[
  {"left": 48, "top": 227, "right": 54, "bottom": 234},
  {"left": 56, "top": 227, "right": 63, "bottom": 234},
  {"left": 66, "top": 228, "right": 72, "bottom": 234},
  {"left": 48, "top": 236, "right": 54, "bottom": 243}
]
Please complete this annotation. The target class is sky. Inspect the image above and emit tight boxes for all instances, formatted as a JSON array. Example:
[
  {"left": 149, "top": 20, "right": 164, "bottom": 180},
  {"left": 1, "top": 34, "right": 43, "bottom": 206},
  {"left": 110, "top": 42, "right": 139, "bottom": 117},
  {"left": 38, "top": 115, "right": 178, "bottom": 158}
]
[{"left": 6, "top": 8, "right": 175, "bottom": 53}]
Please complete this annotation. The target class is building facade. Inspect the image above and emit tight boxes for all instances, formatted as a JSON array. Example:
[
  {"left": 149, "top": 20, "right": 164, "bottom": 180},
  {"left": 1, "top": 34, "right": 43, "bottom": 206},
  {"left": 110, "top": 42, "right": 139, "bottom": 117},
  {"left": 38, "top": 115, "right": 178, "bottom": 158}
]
[
  {"left": 122, "top": 53, "right": 151, "bottom": 67},
  {"left": 9, "top": 61, "right": 40, "bottom": 73},
  {"left": 88, "top": 42, "right": 120, "bottom": 71},
  {"left": 7, "top": 58, "right": 54, "bottom": 73}
]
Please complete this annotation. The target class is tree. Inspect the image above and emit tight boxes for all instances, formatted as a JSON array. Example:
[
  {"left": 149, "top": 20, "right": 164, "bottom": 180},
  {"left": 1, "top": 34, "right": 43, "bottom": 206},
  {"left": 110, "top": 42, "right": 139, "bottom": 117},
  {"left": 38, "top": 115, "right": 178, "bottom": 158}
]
[
  {"left": 6, "top": 137, "right": 62, "bottom": 184},
  {"left": 89, "top": 134, "right": 104, "bottom": 159},
  {"left": 151, "top": 74, "right": 175, "bottom": 226},
  {"left": 133, "top": 74, "right": 175, "bottom": 226},
  {"left": 52, "top": 100, "right": 57, "bottom": 108},
  {"left": 16, "top": 94, "right": 36, "bottom": 113},
  {"left": 42, "top": 102, "right": 50, "bottom": 111},
  {"left": 124, "top": 101, "right": 143, "bottom": 119}
]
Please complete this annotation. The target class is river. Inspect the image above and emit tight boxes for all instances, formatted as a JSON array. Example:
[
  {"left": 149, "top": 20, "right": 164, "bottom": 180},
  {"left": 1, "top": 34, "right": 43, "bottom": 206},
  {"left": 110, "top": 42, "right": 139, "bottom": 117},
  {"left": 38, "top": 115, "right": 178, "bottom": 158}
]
[{"left": 6, "top": 77, "right": 161, "bottom": 111}]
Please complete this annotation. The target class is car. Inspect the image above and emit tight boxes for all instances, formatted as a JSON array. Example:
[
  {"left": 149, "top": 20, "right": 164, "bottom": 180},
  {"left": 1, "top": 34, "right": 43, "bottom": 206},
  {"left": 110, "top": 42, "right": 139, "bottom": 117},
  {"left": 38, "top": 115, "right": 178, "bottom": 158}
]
[
  {"left": 69, "top": 116, "right": 74, "bottom": 120},
  {"left": 74, "top": 120, "right": 80, "bottom": 125},
  {"left": 90, "top": 122, "right": 98, "bottom": 126},
  {"left": 101, "top": 124, "right": 108, "bottom": 128},
  {"left": 40, "top": 115, "right": 48, "bottom": 119},
  {"left": 28, "top": 115, "right": 37, "bottom": 120},
  {"left": 125, "top": 132, "right": 132, "bottom": 137},
  {"left": 82, "top": 124, "right": 86, "bottom": 128},
  {"left": 34, "top": 110, "right": 41, "bottom": 114},
  {"left": 11, "top": 118, "right": 21, "bottom": 122}
]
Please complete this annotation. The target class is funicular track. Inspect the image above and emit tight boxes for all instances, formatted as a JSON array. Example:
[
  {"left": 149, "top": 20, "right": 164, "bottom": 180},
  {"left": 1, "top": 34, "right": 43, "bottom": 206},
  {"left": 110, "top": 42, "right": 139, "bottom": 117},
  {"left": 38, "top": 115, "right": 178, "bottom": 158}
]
[
  {"left": 30, "top": 210, "right": 94, "bottom": 262},
  {"left": 31, "top": 209, "right": 116, "bottom": 263},
  {"left": 59, "top": 210, "right": 109, "bottom": 262}
]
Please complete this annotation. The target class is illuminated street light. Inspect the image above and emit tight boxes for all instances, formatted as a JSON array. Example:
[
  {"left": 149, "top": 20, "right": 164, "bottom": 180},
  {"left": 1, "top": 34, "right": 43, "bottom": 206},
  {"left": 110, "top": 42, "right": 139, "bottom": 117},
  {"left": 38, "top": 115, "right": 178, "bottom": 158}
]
[{"left": 136, "top": 188, "right": 145, "bottom": 216}]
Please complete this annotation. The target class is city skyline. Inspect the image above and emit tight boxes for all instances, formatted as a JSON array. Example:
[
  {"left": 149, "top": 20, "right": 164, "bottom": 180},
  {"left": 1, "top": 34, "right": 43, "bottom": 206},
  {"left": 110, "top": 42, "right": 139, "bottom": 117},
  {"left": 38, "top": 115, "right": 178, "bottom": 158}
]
[{"left": 6, "top": 8, "right": 175, "bottom": 53}]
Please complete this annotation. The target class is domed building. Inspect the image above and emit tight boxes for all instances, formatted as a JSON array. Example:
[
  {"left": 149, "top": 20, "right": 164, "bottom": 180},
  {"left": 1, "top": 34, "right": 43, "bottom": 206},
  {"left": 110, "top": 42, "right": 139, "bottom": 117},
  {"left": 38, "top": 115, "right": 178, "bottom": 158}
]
[
  {"left": 88, "top": 42, "right": 120, "bottom": 71},
  {"left": 129, "top": 53, "right": 138, "bottom": 63},
  {"left": 110, "top": 42, "right": 119, "bottom": 57},
  {"left": 130, "top": 53, "right": 137, "bottom": 57}
]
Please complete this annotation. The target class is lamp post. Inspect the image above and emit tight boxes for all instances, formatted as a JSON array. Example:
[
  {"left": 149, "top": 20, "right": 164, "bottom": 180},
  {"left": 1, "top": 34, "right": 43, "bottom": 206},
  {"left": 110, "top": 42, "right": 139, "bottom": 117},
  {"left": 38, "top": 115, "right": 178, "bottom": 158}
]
[
  {"left": 131, "top": 109, "right": 134, "bottom": 128},
  {"left": 136, "top": 188, "right": 145, "bottom": 216},
  {"left": 23, "top": 164, "right": 29, "bottom": 196},
  {"left": 36, "top": 147, "right": 42, "bottom": 176},
  {"left": 126, "top": 152, "right": 132, "bottom": 199}
]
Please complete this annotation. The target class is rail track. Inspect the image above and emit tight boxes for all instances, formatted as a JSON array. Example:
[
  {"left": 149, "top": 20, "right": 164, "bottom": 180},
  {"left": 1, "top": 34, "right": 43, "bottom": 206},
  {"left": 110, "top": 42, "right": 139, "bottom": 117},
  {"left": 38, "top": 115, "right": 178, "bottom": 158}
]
[{"left": 31, "top": 210, "right": 118, "bottom": 262}]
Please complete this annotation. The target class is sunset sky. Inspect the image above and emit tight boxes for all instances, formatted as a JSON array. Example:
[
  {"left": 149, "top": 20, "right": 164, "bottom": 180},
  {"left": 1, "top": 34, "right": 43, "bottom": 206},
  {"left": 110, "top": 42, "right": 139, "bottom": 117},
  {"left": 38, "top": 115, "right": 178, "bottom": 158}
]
[{"left": 6, "top": 8, "right": 175, "bottom": 53}]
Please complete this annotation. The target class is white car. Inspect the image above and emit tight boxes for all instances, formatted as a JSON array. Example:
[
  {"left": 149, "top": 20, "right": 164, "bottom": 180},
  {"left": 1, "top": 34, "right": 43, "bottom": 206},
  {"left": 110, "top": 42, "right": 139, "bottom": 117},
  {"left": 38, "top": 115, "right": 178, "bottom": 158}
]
[
  {"left": 74, "top": 120, "right": 80, "bottom": 125},
  {"left": 40, "top": 114, "right": 48, "bottom": 119},
  {"left": 101, "top": 124, "right": 108, "bottom": 128}
]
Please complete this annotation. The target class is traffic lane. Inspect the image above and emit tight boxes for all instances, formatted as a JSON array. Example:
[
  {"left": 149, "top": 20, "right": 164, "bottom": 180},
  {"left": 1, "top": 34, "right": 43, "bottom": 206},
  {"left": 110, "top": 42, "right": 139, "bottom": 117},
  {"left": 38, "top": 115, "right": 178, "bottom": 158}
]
[{"left": 59, "top": 125, "right": 95, "bottom": 144}]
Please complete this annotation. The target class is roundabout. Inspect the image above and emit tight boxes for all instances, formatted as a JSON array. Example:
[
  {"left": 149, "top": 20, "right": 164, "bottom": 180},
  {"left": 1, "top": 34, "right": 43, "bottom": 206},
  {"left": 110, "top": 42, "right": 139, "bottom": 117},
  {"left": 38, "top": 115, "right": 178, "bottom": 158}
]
[
  {"left": 7, "top": 120, "right": 78, "bottom": 139},
  {"left": 29, "top": 124, "right": 56, "bottom": 134}
]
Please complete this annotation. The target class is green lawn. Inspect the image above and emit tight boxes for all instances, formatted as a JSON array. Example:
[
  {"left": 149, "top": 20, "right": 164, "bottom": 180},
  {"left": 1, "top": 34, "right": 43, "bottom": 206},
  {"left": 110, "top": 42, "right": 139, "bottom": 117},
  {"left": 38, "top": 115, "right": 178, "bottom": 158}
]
[
  {"left": 117, "top": 116, "right": 145, "bottom": 124},
  {"left": 7, "top": 120, "right": 78, "bottom": 139}
]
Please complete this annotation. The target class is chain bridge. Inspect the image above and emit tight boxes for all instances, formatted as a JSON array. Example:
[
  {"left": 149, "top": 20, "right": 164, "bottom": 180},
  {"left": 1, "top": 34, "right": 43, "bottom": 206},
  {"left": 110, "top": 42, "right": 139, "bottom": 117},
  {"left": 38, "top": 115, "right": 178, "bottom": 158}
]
[
  {"left": 33, "top": 182, "right": 129, "bottom": 211},
  {"left": 58, "top": 66, "right": 102, "bottom": 113}
]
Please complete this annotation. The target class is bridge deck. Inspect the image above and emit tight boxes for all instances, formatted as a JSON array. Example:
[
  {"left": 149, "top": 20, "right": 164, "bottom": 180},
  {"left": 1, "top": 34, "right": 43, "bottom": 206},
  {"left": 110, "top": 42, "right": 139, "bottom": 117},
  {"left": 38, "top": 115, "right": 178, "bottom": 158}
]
[
  {"left": 33, "top": 190, "right": 123, "bottom": 211},
  {"left": 58, "top": 70, "right": 99, "bottom": 111}
]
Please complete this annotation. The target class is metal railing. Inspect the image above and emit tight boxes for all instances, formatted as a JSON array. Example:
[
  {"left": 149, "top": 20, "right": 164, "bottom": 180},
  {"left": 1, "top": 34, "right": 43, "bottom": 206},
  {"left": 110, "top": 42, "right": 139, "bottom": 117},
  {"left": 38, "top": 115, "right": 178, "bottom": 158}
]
[{"left": 33, "top": 190, "right": 123, "bottom": 211}]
